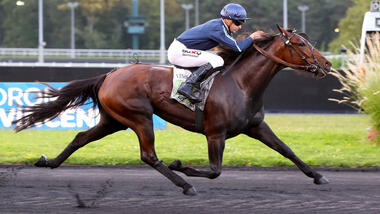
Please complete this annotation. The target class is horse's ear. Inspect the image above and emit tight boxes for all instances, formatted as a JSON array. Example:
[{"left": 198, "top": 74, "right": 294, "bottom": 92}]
[{"left": 276, "top": 24, "right": 287, "bottom": 37}]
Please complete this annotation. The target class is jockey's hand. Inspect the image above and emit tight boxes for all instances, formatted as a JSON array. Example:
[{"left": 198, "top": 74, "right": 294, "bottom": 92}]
[{"left": 250, "top": 31, "right": 266, "bottom": 42}]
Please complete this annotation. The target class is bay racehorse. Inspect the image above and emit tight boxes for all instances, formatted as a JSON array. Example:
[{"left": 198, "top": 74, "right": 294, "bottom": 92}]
[{"left": 13, "top": 25, "right": 331, "bottom": 195}]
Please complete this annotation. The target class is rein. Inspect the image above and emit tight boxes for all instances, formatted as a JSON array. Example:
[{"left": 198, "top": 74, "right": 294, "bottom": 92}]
[
  {"left": 253, "top": 33, "right": 321, "bottom": 74},
  {"left": 221, "top": 50, "right": 245, "bottom": 75}
]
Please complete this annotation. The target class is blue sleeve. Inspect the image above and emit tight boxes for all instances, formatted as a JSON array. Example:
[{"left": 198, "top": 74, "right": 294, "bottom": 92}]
[{"left": 209, "top": 27, "right": 253, "bottom": 52}]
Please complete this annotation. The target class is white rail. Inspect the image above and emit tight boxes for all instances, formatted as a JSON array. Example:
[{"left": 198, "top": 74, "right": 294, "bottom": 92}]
[
  {"left": 0, "top": 48, "right": 345, "bottom": 68},
  {"left": 0, "top": 48, "right": 167, "bottom": 58},
  {"left": 0, "top": 48, "right": 336, "bottom": 58}
]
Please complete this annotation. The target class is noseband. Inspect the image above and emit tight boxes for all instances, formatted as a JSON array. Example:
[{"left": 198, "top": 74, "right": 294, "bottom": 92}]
[{"left": 253, "top": 31, "right": 323, "bottom": 75}]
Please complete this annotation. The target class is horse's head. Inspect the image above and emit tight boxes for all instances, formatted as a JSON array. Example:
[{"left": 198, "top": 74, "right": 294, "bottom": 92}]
[
  {"left": 253, "top": 25, "right": 331, "bottom": 78},
  {"left": 275, "top": 25, "right": 331, "bottom": 78}
]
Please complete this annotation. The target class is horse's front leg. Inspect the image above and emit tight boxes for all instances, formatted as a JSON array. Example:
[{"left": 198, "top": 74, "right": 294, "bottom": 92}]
[
  {"left": 244, "top": 121, "right": 329, "bottom": 185},
  {"left": 169, "top": 134, "right": 225, "bottom": 179}
]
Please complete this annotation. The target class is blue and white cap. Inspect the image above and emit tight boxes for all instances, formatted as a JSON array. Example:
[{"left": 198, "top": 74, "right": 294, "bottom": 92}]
[{"left": 220, "top": 3, "right": 250, "bottom": 21}]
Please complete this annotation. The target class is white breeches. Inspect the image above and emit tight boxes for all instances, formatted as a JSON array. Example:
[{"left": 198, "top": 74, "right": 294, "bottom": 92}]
[{"left": 167, "top": 39, "right": 224, "bottom": 68}]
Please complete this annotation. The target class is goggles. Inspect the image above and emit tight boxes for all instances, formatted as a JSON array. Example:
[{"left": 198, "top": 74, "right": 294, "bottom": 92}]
[{"left": 233, "top": 20, "right": 245, "bottom": 26}]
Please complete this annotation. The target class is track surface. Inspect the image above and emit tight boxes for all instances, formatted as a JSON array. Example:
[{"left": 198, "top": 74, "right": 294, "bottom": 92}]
[{"left": 1, "top": 165, "right": 379, "bottom": 213}]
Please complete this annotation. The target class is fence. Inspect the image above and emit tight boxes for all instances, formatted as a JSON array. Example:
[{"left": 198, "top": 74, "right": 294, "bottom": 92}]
[
  {"left": 0, "top": 48, "right": 351, "bottom": 68},
  {"left": 0, "top": 48, "right": 168, "bottom": 67},
  {"left": 0, "top": 48, "right": 341, "bottom": 59},
  {"left": 0, "top": 48, "right": 167, "bottom": 58}
]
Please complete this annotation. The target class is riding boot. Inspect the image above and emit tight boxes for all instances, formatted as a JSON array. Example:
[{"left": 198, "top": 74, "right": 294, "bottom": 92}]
[{"left": 177, "top": 63, "right": 215, "bottom": 103}]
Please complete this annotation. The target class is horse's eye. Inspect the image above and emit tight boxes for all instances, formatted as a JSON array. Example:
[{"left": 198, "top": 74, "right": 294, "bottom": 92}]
[{"left": 299, "top": 42, "right": 305, "bottom": 47}]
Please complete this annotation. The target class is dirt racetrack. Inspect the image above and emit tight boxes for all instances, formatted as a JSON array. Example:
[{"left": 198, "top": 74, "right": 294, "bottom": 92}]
[{"left": 0, "top": 165, "right": 379, "bottom": 214}]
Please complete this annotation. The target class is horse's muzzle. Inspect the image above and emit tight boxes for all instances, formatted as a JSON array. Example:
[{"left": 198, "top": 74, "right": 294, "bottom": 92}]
[{"left": 315, "top": 65, "right": 331, "bottom": 79}]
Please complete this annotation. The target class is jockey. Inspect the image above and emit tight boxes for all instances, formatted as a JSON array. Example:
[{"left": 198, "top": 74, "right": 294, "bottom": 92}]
[{"left": 168, "top": 3, "right": 266, "bottom": 103}]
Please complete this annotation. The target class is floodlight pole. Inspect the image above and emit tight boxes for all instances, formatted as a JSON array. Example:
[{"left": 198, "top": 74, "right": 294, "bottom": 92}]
[
  {"left": 283, "top": 0, "right": 288, "bottom": 29},
  {"left": 38, "top": 0, "right": 44, "bottom": 63},
  {"left": 67, "top": 2, "right": 79, "bottom": 58},
  {"left": 297, "top": 5, "right": 309, "bottom": 33},
  {"left": 181, "top": 4, "right": 193, "bottom": 30},
  {"left": 132, "top": 0, "right": 139, "bottom": 49},
  {"left": 194, "top": 0, "right": 199, "bottom": 26},
  {"left": 159, "top": 0, "right": 166, "bottom": 64}
]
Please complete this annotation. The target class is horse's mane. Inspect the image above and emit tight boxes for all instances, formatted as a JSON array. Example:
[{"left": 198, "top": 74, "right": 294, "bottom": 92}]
[
  {"left": 217, "top": 32, "right": 276, "bottom": 66},
  {"left": 217, "top": 29, "right": 307, "bottom": 67}
]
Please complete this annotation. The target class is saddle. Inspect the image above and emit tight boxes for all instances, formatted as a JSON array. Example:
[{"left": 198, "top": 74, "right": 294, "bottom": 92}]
[
  {"left": 170, "top": 65, "right": 220, "bottom": 112},
  {"left": 172, "top": 65, "right": 199, "bottom": 72}
]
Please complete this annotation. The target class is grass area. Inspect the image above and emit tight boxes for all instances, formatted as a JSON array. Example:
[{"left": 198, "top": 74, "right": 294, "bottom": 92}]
[{"left": 0, "top": 114, "right": 378, "bottom": 167}]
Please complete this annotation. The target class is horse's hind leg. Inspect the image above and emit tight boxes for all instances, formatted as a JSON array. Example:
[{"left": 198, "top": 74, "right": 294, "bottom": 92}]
[
  {"left": 35, "top": 112, "right": 126, "bottom": 168},
  {"left": 130, "top": 117, "right": 196, "bottom": 195},
  {"left": 244, "top": 121, "right": 329, "bottom": 185}
]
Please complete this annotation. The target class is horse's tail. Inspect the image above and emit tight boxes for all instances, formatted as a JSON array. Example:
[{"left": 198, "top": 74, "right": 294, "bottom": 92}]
[{"left": 12, "top": 74, "right": 107, "bottom": 132}]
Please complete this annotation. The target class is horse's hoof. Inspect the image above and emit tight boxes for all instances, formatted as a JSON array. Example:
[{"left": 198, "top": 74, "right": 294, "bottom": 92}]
[
  {"left": 314, "top": 175, "right": 329, "bottom": 185},
  {"left": 183, "top": 186, "right": 197, "bottom": 196},
  {"left": 168, "top": 160, "right": 183, "bottom": 171},
  {"left": 34, "top": 155, "right": 48, "bottom": 167}
]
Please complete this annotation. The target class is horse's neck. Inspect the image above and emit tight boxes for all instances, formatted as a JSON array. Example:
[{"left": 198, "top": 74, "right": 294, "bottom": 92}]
[{"left": 232, "top": 48, "right": 283, "bottom": 99}]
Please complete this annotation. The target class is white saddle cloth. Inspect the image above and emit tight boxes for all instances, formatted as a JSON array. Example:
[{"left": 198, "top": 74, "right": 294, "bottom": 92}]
[{"left": 170, "top": 67, "right": 219, "bottom": 111}]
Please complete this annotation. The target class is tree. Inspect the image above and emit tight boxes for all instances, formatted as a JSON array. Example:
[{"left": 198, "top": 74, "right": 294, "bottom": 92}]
[
  {"left": 58, "top": 0, "right": 128, "bottom": 49},
  {"left": 46, "top": 0, "right": 71, "bottom": 48},
  {"left": 287, "top": 0, "right": 353, "bottom": 51},
  {"left": 328, "top": 0, "right": 371, "bottom": 53},
  {"left": 131, "top": 0, "right": 182, "bottom": 49},
  {"left": 194, "top": 0, "right": 350, "bottom": 51},
  {"left": 1, "top": 0, "right": 71, "bottom": 48},
  {"left": 1, "top": 0, "right": 39, "bottom": 48},
  {"left": 0, "top": 0, "right": 352, "bottom": 51}
]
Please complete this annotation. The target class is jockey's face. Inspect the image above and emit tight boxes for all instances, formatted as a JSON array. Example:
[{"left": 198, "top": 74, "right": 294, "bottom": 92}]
[{"left": 223, "top": 19, "right": 243, "bottom": 33}]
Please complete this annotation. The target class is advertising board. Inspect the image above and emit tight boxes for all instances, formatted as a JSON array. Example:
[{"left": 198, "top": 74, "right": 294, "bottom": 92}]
[{"left": 0, "top": 82, "right": 166, "bottom": 130}]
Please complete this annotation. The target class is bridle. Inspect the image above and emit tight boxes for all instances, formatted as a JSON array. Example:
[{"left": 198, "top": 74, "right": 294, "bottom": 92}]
[{"left": 253, "top": 31, "right": 324, "bottom": 76}]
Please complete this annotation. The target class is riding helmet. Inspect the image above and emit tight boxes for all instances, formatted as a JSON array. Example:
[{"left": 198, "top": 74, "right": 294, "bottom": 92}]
[{"left": 220, "top": 3, "right": 251, "bottom": 21}]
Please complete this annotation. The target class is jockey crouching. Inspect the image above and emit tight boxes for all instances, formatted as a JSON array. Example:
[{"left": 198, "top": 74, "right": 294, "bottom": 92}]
[{"left": 168, "top": 3, "right": 266, "bottom": 104}]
